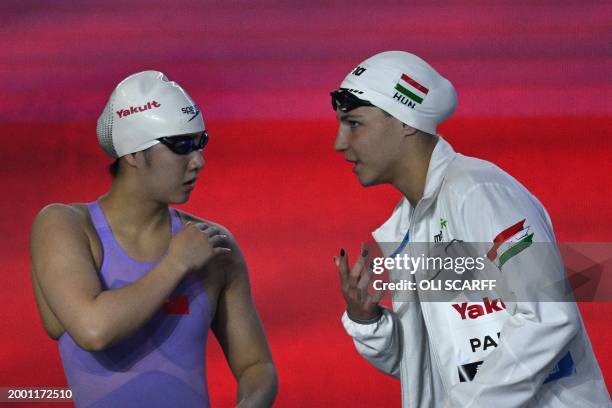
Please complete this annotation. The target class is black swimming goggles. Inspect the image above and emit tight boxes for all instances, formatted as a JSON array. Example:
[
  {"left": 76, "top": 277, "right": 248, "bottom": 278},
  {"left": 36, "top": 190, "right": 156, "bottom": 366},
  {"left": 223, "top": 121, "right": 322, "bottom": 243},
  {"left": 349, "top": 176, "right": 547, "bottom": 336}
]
[
  {"left": 157, "top": 131, "right": 209, "bottom": 155},
  {"left": 330, "top": 88, "right": 374, "bottom": 112}
]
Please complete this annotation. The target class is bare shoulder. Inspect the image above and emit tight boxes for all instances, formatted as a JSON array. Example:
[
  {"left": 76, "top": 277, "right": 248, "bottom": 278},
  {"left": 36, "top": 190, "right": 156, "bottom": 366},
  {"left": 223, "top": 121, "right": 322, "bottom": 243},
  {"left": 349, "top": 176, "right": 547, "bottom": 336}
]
[
  {"left": 32, "top": 204, "right": 88, "bottom": 251},
  {"left": 30, "top": 203, "right": 101, "bottom": 269},
  {"left": 33, "top": 203, "right": 90, "bottom": 232},
  {"left": 32, "top": 202, "right": 102, "bottom": 268}
]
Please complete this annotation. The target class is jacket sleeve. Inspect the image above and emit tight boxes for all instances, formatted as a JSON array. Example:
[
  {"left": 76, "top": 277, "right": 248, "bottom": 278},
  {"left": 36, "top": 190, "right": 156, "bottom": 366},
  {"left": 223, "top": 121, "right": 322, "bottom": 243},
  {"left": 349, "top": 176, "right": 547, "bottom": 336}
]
[
  {"left": 341, "top": 307, "right": 402, "bottom": 378},
  {"left": 446, "top": 182, "right": 581, "bottom": 407}
]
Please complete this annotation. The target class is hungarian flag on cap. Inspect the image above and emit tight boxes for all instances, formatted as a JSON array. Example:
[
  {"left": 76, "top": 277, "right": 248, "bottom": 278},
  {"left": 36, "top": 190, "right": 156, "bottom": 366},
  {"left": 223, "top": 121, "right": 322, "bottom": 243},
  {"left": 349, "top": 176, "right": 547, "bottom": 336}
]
[{"left": 394, "top": 73, "right": 429, "bottom": 104}]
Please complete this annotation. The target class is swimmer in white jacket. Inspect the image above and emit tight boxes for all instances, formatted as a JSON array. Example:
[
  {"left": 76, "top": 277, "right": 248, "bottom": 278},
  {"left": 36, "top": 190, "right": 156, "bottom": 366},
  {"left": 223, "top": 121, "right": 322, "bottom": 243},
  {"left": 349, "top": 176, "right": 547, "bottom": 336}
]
[{"left": 331, "top": 51, "right": 610, "bottom": 407}]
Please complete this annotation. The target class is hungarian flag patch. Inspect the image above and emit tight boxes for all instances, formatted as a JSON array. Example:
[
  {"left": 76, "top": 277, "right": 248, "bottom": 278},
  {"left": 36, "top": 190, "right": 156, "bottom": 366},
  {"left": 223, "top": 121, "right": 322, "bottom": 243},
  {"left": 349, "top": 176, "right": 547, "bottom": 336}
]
[
  {"left": 394, "top": 73, "right": 429, "bottom": 104},
  {"left": 487, "top": 219, "right": 534, "bottom": 268}
]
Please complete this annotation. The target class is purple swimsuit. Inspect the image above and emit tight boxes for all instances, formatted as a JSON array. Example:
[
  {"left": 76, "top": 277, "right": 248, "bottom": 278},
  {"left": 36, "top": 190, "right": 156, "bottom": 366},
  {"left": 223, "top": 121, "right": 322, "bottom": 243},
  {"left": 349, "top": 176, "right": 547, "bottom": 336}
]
[{"left": 58, "top": 201, "right": 212, "bottom": 407}]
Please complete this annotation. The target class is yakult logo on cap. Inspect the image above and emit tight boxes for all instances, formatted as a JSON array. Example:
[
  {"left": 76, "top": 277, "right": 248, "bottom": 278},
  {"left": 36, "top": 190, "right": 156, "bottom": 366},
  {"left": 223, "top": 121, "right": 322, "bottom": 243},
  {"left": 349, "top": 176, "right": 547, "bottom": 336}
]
[{"left": 116, "top": 100, "right": 161, "bottom": 118}]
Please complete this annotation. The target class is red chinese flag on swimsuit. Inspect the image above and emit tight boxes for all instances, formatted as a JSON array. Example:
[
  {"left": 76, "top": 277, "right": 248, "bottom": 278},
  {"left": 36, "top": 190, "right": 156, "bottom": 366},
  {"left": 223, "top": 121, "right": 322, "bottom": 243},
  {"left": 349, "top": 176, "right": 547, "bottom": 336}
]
[{"left": 164, "top": 295, "right": 190, "bottom": 315}]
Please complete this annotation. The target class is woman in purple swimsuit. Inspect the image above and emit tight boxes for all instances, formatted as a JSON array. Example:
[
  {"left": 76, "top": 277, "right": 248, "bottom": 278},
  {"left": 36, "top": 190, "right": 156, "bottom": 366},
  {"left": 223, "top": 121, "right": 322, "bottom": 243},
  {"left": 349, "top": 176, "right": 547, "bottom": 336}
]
[{"left": 30, "top": 71, "right": 278, "bottom": 407}]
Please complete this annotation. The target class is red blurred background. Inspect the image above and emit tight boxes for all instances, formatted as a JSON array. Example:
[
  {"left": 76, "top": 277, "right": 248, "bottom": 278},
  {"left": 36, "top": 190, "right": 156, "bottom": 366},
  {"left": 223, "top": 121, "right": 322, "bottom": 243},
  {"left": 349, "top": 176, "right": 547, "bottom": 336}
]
[{"left": 0, "top": 1, "right": 610, "bottom": 406}]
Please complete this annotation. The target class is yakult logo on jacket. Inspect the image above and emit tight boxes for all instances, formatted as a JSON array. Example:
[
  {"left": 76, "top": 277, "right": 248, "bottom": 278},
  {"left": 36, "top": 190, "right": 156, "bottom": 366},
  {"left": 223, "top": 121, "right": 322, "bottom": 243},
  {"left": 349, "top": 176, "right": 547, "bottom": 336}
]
[
  {"left": 116, "top": 100, "right": 161, "bottom": 118},
  {"left": 452, "top": 297, "right": 506, "bottom": 320}
]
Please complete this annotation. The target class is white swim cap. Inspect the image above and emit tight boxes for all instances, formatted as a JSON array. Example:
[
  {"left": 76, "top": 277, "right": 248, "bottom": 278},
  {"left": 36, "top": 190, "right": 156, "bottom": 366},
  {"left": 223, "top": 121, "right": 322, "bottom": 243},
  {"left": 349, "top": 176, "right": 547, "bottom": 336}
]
[
  {"left": 337, "top": 51, "right": 457, "bottom": 135},
  {"left": 97, "top": 70, "right": 205, "bottom": 158}
]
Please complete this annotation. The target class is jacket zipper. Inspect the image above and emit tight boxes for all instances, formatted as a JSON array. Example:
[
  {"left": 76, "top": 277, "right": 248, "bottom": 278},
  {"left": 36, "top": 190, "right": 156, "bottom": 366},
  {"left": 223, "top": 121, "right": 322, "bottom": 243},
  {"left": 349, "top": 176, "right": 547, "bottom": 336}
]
[{"left": 410, "top": 200, "right": 453, "bottom": 398}]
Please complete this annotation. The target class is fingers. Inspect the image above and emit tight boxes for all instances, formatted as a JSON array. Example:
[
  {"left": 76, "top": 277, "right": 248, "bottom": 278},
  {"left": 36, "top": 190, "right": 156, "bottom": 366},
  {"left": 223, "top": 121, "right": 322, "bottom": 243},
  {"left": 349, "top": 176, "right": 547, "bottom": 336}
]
[
  {"left": 184, "top": 222, "right": 231, "bottom": 253},
  {"left": 204, "top": 227, "right": 221, "bottom": 238},
  {"left": 213, "top": 247, "right": 232, "bottom": 255},
  {"left": 337, "top": 249, "right": 349, "bottom": 284},
  {"left": 209, "top": 234, "right": 230, "bottom": 248},
  {"left": 182, "top": 221, "right": 204, "bottom": 233},
  {"left": 357, "top": 260, "right": 374, "bottom": 291},
  {"left": 205, "top": 231, "right": 232, "bottom": 257},
  {"left": 358, "top": 260, "right": 384, "bottom": 306},
  {"left": 189, "top": 223, "right": 224, "bottom": 240},
  {"left": 348, "top": 247, "right": 368, "bottom": 286},
  {"left": 334, "top": 246, "right": 385, "bottom": 316},
  {"left": 191, "top": 222, "right": 217, "bottom": 233},
  {"left": 336, "top": 247, "right": 369, "bottom": 286},
  {"left": 369, "top": 288, "right": 385, "bottom": 304},
  {"left": 194, "top": 222, "right": 208, "bottom": 230}
]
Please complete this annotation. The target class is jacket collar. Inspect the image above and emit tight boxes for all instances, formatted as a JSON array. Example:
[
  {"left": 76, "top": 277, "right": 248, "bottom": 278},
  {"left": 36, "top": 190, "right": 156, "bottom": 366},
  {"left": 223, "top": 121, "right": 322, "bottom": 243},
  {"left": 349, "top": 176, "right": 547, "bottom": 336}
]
[{"left": 372, "top": 136, "right": 457, "bottom": 244}]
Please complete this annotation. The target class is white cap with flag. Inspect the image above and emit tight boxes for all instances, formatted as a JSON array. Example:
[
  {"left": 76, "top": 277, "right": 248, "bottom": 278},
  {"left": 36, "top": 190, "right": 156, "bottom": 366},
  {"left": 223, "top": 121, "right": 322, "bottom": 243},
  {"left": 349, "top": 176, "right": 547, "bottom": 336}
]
[{"left": 338, "top": 51, "right": 457, "bottom": 135}]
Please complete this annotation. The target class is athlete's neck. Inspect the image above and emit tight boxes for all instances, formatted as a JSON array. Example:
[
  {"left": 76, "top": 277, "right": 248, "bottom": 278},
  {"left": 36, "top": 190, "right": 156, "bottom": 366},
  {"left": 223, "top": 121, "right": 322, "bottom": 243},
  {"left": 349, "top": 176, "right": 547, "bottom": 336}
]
[
  {"left": 392, "top": 136, "right": 437, "bottom": 208},
  {"left": 99, "top": 182, "right": 171, "bottom": 235}
]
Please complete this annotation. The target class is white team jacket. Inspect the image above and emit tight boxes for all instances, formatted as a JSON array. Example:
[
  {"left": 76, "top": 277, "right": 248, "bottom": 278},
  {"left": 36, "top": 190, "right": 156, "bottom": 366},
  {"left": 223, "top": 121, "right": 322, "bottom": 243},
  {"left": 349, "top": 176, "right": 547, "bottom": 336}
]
[{"left": 342, "top": 136, "right": 610, "bottom": 407}]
